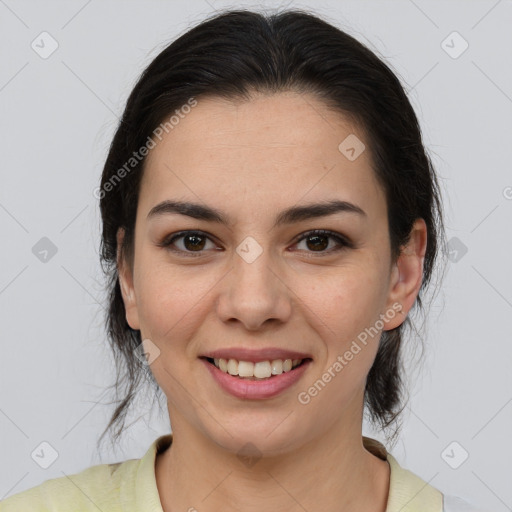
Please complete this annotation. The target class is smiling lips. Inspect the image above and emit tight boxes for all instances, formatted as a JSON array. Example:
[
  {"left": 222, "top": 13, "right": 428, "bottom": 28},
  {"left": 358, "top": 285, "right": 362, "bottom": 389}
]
[{"left": 200, "top": 347, "right": 312, "bottom": 399}]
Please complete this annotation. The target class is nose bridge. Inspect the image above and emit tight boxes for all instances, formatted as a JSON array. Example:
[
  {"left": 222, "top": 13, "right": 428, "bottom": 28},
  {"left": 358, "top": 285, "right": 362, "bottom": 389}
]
[
  {"left": 216, "top": 236, "right": 291, "bottom": 329},
  {"left": 234, "top": 240, "right": 275, "bottom": 295}
]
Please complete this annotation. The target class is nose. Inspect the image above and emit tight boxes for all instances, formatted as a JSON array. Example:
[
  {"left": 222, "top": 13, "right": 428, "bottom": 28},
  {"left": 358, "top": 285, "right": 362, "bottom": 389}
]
[{"left": 215, "top": 244, "right": 292, "bottom": 331}]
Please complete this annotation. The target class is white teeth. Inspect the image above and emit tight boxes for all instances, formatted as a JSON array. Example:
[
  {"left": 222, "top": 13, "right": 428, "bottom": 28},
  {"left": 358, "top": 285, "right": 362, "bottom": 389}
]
[
  {"left": 219, "top": 358, "right": 228, "bottom": 373},
  {"left": 227, "top": 358, "right": 238, "bottom": 375},
  {"left": 254, "top": 361, "right": 272, "bottom": 379},
  {"left": 238, "top": 361, "right": 254, "bottom": 377},
  {"left": 212, "top": 357, "right": 303, "bottom": 379},
  {"left": 271, "top": 359, "right": 283, "bottom": 375}
]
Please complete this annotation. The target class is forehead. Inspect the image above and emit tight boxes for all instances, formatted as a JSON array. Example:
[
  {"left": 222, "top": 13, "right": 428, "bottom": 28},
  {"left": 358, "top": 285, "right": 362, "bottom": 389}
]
[{"left": 139, "top": 91, "right": 385, "bottom": 223}]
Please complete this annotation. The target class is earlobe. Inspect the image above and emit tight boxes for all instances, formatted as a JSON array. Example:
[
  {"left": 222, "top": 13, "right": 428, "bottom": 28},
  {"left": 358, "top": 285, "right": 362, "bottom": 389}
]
[
  {"left": 383, "top": 218, "right": 427, "bottom": 331},
  {"left": 116, "top": 227, "right": 140, "bottom": 330}
]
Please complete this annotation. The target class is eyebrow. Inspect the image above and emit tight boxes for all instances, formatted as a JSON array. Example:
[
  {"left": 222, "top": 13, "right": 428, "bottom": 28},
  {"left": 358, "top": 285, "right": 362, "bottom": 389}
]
[{"left": 147, "top": 199, "right": 366, "bottom": 228}]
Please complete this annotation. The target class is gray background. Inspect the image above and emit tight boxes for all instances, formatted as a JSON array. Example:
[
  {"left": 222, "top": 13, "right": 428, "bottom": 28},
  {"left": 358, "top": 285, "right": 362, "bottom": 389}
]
[{"left": 1, "top": 1, "right": 511, "bottom": 510}]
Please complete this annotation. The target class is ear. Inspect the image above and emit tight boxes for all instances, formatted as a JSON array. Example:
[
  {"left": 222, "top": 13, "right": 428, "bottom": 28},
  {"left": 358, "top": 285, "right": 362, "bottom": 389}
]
[
  {"left": 382, "top": 218, "right": 427, "bottom": 331},
  {"left": 116, "top": 227, "right": 140, "bottom": 330}
]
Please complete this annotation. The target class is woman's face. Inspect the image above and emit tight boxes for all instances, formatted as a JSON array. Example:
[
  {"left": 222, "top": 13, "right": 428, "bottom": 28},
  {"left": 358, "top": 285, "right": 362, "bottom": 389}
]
[{"left": 118, "top": 91, "right": 425, "bottom": 455}]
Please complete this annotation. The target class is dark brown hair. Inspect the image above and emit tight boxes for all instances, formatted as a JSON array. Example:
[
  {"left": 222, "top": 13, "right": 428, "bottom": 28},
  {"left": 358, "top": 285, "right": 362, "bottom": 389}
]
[{"left": 96, "top": 8, "right": 446, "bottom": 451}]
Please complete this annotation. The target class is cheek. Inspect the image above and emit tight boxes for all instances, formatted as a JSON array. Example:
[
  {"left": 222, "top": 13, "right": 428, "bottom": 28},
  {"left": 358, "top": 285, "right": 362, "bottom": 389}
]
[
  {"left": 298, "top": 273, "right": 384, "bottom": 412},
  {"left": 135, "top": 278, "right": 171, "bottom": 336},
  {"left": 300, "top": 261, "right": 388, "bottom": 336},
  {"left": 295, "top": 259, "right": 389, "bottom": 396},
  {"left": 132, "top": 255, "right": 209, "bottom": 342}
]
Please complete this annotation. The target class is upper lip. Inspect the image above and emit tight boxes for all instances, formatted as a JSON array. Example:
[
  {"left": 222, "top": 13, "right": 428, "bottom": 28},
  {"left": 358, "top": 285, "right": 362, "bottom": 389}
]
[{"left": 200, "top": 347, "right": 312, "bottom": 363}]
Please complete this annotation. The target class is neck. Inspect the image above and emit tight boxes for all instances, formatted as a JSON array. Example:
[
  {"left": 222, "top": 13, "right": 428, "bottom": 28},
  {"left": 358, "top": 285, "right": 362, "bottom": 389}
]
[{"left": 155, "top": 412, "right": 390, "bottom": 512}]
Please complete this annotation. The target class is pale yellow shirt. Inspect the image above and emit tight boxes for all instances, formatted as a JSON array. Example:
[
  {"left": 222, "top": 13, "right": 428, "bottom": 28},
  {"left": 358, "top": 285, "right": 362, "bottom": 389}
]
[{"left": 0, "top": 435, "right": 444, "bottom": 511}]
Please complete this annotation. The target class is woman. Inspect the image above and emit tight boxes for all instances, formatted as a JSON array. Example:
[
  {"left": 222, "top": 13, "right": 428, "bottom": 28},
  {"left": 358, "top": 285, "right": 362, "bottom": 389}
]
[{"left": 0, "top": 8, "right": 485, "bottom": 512}]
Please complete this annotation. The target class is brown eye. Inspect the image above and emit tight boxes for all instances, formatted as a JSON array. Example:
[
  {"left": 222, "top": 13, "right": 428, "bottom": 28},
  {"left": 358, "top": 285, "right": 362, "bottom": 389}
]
[
  {"left": 159, "top": 231, "right": 217, "bottom": 256},
  {"left": 304, "top": 234, "right": 329, "bottom": 251},
  {"left": 182, "top": 233, "right": 206, "bottom": 251},
  {"left": 293, "top": 229, "right": 351, "bottom": 254}
]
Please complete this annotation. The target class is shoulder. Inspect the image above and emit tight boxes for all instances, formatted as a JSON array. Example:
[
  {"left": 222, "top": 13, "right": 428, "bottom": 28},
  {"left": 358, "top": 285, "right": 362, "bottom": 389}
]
[
  {"left": 0, "top": 457, "right": 140, "bottom": 512},
  {"left": 385, "top": 452, "right": 487, "bottom": 512},
  {"left": 385, "top": 452, "right": 443, "bottom": 511},
  {"left": 386, "top": 455, "right": 487, "bottom": 512},
  {"left": 363, "top": 436, "right": 489, "bottom": 512},
  {"left": 363, "top": 436, "right": 444, "bottom": 512},
  {"left": 0, "top": 434, "right": 172, "bottom": 512}
]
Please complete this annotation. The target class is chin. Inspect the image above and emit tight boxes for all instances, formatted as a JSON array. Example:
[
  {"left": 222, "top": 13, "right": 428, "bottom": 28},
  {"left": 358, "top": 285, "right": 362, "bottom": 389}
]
[{"left": 198, "top": 415, "right": 309, "bottom": 459}]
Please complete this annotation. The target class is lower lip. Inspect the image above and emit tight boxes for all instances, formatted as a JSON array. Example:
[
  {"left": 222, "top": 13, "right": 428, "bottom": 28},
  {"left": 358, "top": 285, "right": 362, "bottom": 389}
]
[{"left": 201, "top": 358, "right": 311, "bottom": 400}]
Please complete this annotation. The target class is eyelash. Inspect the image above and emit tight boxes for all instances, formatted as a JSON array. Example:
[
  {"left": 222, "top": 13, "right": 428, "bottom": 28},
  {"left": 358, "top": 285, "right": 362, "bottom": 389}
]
[{"left": 157, "top": 229, "right": 353, "bottom": 257}]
